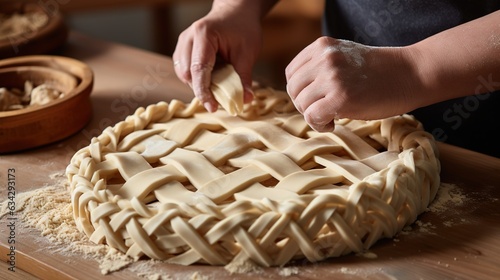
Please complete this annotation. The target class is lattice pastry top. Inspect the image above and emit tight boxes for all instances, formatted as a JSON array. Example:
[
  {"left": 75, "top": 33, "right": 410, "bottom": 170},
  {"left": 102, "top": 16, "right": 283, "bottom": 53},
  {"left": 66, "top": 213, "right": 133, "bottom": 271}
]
[{"left": 66, "top": 87, "right": 440, "bottom": 267}]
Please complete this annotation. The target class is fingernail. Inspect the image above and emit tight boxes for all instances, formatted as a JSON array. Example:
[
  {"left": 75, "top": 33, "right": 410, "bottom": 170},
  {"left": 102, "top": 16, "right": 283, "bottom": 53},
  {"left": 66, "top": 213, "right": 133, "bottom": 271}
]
[
  {"left": 244, "top": 86, "right": 254, "bottom": 103},
  {"left": 318, "top": 121, "right": 335, "bottom": 132},
  {"left": 204, "top": 102, "right": 217, "bottom": 113}
]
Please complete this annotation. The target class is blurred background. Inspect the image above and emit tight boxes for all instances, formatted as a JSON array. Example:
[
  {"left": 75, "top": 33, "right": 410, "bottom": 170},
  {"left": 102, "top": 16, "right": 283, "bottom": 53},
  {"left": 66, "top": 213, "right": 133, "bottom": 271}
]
[{"left": 60, "top": 0, "right": 324, "bottom": 89}]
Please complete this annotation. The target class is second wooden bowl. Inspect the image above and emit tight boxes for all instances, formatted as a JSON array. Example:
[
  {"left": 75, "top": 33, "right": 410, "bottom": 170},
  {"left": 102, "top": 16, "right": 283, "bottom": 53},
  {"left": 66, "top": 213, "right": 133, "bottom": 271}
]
[{"left": 0, "top": 1, "right": 68, "bottom": 58}]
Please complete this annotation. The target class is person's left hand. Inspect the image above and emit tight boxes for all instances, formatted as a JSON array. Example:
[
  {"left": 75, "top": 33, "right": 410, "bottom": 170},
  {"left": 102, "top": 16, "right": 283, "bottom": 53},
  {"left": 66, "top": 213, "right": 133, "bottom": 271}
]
[{"left": 285, "top": 37, "right": 421, "bottom": 132}]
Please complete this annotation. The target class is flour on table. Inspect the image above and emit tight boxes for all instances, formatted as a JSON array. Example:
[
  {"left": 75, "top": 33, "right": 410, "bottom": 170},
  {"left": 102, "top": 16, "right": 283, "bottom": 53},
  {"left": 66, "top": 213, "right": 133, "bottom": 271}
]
[
  {"left": 128, "top": 261, "right": 173, "bottom": 280},
  {"left": 224, "top": 258, "right": 263, "bottom": 275},
  {"left": 356, "top": 251, "right": 378, "bottom": 259},
  {"left": 0, "top": 172, "right": 133, "bottom": 275},
  {"left": 415, "top": 220, "right": 437, "bottom": 234},
  {"left": 427, "top": 183, "right": 467, "bottom": 213},
  {"left": 278, "top": 266, "right": 299, "bottom": 277},
  {"left": 397, "top": 183, "right": 468, "bottom": 236}
]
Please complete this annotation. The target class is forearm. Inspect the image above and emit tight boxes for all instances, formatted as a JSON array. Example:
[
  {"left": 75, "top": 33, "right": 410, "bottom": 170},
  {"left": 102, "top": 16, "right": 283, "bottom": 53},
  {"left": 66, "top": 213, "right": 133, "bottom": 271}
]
[
  {"left": 409, "top": 10, "right": 500, "bottom": 107},
  {"left": 211, "top": 0, "right": 280, "bottom": 20}
]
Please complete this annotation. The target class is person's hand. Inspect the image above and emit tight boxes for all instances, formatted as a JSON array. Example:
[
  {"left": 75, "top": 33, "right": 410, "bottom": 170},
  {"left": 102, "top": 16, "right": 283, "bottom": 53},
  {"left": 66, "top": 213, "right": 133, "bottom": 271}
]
[
  {"left": 173, "top": 4, "right": 263, "bottom": 112},
  {"left": 285, "top": 37, "right": 422, "bottom": 132}
]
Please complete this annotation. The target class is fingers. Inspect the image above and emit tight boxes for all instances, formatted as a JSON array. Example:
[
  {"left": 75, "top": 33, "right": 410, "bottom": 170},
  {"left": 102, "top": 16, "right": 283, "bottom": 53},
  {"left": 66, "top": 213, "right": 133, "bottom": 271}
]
[
  {"left": 192, "top": 35, "right": 220, "bottom": 111},
  {"left": 173, "top": 7, "right": 264, "bottom": 113},
  {"left": 231, "top": 60, "right": 255, "bottom": 104},
  {"left": 285, "top": 37, "right": 326, "bottom": 114},
  {"left": 290, "top": 78, "right": 338, "bottom": 132},
  {"left": 173, "top": 26, "right": 219, "bottom": 112},
  {"left": 285, "top": 39, "right": 315, "bottom": 81},
  {"left": 173, "top": 22, "right": 256, "bottom": 112},
  {"left": 303, "top": 96, "right": 338, "bottom": 132},
  {"left": 172, "top": 30, "right": 193, "bottom": 84},
  {"left": 286, "top": 72, "right": 315, "bottom": 114},
  {"left": 286, "top": 37, "right": 342, "bottom": 132}
]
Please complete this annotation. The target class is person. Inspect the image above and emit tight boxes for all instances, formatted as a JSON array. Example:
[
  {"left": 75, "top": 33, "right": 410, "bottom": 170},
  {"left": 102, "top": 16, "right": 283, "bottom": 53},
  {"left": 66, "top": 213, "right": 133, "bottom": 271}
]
[{"left": 172, "top": 0, "right": 500, "bottom": 157}]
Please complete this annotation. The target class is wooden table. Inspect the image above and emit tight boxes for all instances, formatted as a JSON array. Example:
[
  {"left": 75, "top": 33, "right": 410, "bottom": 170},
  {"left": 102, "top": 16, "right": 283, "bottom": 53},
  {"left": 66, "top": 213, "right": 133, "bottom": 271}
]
[{"left": 1, "top": 32, "right": 500, "bottom": 280}]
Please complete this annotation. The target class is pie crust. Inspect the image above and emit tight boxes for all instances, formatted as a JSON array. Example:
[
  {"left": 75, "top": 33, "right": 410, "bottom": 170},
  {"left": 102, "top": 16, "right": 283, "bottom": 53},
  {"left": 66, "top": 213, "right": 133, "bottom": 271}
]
[
  {"left": 210, "top": 64, "right": 244, "bottom": 116},
  {"left": 66, "top": 87, "right": 440, "bottom": 266}
]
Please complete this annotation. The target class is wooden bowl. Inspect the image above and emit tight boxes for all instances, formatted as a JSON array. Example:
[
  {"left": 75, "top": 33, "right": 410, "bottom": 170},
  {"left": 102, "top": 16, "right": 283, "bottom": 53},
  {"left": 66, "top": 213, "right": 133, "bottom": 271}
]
[
  {"left": 0, "top": 66, "right": 78, "bottom": 91},
  {"left": 0, "top": 55, "right": 93, "bottom": 153},
  {"left": 0, "top": 1, "right": 68, "bottom": 58}
]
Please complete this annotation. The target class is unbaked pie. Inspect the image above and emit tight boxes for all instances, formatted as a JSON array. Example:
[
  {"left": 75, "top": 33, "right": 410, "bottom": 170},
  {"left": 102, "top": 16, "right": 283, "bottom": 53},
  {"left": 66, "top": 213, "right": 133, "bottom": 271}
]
[{"left": 67, "top": 77, "right": 440, "bottom": 266}]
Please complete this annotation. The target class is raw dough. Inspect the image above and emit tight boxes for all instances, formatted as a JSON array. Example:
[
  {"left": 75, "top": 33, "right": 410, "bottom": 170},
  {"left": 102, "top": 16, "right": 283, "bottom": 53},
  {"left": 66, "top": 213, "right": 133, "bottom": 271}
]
[
  {"left": 30, "top": 84, "right": 64, "bottom": 106},
  {"left": 66, "top": 86, "right": 440, "bottom": 266},
  {"left": 0, "top": 87, "right": 22, "bottom": 110},
  {"left": 210, "top": 64, "right": 244, "bottom": 116},
  {"left": 0, "top": 81, "right": 63, "bottom": 111}
]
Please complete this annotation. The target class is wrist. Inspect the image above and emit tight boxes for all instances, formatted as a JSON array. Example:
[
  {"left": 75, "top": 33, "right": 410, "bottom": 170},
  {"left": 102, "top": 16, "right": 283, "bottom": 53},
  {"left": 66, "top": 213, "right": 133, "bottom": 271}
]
[{"left": 402, "top": 43, "right": 444, "bottom": 109}]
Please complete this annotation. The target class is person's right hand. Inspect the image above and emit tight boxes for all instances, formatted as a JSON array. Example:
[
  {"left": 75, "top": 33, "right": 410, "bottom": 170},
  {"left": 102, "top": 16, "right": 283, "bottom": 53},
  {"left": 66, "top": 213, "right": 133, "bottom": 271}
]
[{"left": 173, "top": 2, "right": 263, "bottom": 112}]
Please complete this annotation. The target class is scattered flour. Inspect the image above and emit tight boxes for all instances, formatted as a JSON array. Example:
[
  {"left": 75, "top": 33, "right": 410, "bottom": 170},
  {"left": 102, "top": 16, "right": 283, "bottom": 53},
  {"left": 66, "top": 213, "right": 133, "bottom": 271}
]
[
  {"left": 0, "top": 172, "right": 227, "bottom": 279},
  {"left": 415, "top": 220, "right": 437, "bottom": 234},
  {"left": 340, "top": 267, "right": 358, "bottom": 275},
  {"left": 0, "top": 173, "right": 134, "bottom": 276},
  {"left": 356, "top": 251, "right": 378, "bottom": 259},
  {"left": 191, "top": 271, "right": 211, "bottom": 280},
  {"left": 278, "top": 266, "right": 299, "bottom": 277},
  {"left": 224, "top": 258, "right": 263, "bottom": 275},
  {"left": 128, "top": 261, "right": 173, "bottom": 280},
  {"left": 427, "top": 183, "right": 467, "bottom": 213},
  {"left": 323, "top": 39, "right": 369, "bottom": 67},
  {"left": 397, "top": 183, "right": 468, "bottom": 236},
  {"left": 490, "top": 33, "right": 500, "bottom": 48}
]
